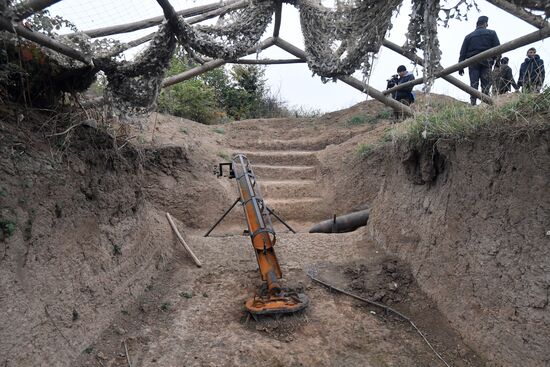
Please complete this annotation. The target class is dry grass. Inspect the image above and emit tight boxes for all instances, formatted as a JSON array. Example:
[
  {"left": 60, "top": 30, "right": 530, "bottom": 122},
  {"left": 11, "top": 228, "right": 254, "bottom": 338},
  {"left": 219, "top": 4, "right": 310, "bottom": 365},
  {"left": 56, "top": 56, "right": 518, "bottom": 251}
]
[{"left": 391, "top": 88, "right": 550, "bottom": 145}]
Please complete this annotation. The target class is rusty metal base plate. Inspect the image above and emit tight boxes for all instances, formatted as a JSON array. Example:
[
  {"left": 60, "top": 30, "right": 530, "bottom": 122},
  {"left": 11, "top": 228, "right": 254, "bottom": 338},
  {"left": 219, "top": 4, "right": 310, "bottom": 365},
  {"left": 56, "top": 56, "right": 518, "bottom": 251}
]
[{"left": 245, "top": 292, "right": 308, "bottom": 316}]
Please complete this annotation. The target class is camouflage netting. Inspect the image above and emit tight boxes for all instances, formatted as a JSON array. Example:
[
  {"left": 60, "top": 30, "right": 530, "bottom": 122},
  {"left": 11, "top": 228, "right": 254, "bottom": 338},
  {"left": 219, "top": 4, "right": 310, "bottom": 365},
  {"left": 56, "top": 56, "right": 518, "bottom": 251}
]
[
  {"left": 170, "top": 0, "right": 275, "bottom": 60},
  {"left": 406, "top": 0, "right": 441, "bottom": 91},
  {"left": 297, "top": 0, "right": 402, "bottom": 81},
  {"left": 1, "top": 0, "right": 548, "bottom": 115},
  {"left": 97, "top": 23, "right": 176, "bottom": 119}
]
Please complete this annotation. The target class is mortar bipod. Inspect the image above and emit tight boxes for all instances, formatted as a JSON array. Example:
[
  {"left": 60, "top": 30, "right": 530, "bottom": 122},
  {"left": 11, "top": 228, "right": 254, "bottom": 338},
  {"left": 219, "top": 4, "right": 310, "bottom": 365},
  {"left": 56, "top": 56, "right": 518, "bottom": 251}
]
[{"left": 222, "top": 153, "right": 308, "bottom": 316}]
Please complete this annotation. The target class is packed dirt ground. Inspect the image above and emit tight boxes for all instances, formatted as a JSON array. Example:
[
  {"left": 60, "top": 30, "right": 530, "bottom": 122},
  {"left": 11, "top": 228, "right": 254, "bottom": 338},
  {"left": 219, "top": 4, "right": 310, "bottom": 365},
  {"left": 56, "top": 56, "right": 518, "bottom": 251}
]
[{"left": 1, "top": 93, "right": 549, "bottom": 367}]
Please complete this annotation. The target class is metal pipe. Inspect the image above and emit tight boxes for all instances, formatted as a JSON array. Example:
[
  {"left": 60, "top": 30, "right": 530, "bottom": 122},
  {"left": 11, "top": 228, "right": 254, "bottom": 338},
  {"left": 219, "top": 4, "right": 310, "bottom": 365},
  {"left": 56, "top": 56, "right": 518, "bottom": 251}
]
[{"left": 309, "top": 209, "right": 369, "bottom": 234}]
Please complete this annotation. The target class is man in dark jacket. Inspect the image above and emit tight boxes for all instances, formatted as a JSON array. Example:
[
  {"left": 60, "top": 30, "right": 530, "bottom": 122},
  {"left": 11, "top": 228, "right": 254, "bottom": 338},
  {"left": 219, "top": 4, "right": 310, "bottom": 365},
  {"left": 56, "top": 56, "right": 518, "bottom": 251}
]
[
  {"left": 518, "top": 47, "right": 545, "bottom": 93},
  {"left": 392, "top": 65, "right": 415, "bottom": 120},
  {"left": 458, "top": 15, "right": 500, "bottom": 105},
  {"left": 394, "top": 65, "right": 415, "bottom": 104},
  {"left": 492, "top": 57, "right": 519, "bottom": 95}
]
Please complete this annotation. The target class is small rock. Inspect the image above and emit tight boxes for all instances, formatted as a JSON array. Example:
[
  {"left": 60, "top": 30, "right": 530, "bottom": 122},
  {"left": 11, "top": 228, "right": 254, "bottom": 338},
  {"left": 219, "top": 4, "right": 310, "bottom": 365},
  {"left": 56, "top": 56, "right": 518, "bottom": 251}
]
[
  {"left": 385, "top": 262, "right": 397, "bottom": 273},
  {"left": 114, "top": 326, "right": 126, "bottom": 335},
  {"left": 96, "top": 352, "right": 106, "bottom": 360},
  {"left": 82, "top": 119, "right": 98, "bottom": 128}
]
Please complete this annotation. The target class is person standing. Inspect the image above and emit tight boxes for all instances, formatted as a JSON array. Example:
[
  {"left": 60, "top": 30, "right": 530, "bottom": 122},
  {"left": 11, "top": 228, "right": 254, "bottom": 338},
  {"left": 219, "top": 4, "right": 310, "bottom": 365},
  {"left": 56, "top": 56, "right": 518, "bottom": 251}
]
[
  {"left": 458, "top": 15, "right": 500, "bottom": 105},
  {"left": 518, "top": 47, "right": 545, "bottom": 93},
  {"left": 492, "top": 57, "right": 519, "bottom": 95}
]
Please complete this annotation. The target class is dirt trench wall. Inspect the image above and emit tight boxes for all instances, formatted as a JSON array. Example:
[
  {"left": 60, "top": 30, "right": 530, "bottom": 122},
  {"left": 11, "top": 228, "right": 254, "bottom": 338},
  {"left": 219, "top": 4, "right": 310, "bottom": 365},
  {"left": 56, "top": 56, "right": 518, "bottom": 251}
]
[
  {"left": 367, "top": 129, "right": 550, "bottom": 366},
  {"left": 0, "top": 125, "right": 175, "bottom": 366}
]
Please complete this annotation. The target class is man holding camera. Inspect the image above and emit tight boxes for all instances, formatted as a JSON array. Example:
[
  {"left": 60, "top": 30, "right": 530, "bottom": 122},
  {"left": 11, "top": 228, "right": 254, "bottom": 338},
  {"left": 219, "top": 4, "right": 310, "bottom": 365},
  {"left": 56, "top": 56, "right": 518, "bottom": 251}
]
[
  {"left": 458, "top": 15, "right": 500, "bottom": 105},
  {"left": 388, "top": 65, "right": 415, "bottom": 120}
]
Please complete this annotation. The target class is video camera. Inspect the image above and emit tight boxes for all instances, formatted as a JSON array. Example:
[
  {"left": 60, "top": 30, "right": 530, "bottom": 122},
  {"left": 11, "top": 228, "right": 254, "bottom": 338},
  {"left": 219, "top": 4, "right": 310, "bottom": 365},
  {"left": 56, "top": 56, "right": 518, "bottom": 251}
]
[{"left": 386, "top": 74, "right": 399, "bottom": 89}]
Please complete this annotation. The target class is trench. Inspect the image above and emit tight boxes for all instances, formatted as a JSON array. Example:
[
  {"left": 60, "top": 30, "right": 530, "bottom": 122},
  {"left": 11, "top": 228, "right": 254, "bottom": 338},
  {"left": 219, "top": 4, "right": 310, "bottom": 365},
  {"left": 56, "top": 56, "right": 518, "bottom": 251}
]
[{"left": 2, "top": 101, "right": 548, "bottom": 367}]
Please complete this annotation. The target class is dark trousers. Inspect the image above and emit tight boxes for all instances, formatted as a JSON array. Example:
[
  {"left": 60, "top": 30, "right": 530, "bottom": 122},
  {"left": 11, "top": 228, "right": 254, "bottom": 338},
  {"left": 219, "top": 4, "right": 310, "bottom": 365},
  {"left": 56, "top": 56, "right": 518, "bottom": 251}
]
[{"left": 469, "top": 64, "right": 491, "bottom": 105}]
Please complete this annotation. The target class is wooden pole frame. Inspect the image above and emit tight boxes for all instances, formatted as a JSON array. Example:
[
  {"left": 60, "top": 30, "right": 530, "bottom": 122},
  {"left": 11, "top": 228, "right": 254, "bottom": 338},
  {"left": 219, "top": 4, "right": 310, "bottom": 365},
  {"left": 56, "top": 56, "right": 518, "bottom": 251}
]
[
  {"left": 273, "top": 37, "right": 414, "bottom": 117},
  {"left": 13, "top": 0, "right": 62, "bottom": 20},
  {"left": 0, "top": 15, "right": 92, "bottom": 65},
  {"left": 82, "top": 0, "right": 240, "bottom": 38},
  {"left": 273, "top": 0, "right": 283, "bottom": 38},
  {"left": 162, "top": 37, "right": 276, "bottom": 88},
  {"left": 485, "top": 0, "right": 549, "bottom": 29},
  {"left": 230, "top": 58, "right": 304, "bottom": 65},
  {"left": 187, "top": 0, "right": 247, "bottom": 26},
  {"left": 384, "top": 26, "right": 550, "bottom": 96}
]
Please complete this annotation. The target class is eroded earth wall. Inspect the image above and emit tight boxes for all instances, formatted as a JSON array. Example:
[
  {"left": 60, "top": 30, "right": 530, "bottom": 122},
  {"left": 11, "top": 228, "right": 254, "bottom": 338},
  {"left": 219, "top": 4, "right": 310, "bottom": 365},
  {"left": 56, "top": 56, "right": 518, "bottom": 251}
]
[
  {"left": 367, "top": 129, "right": 550, "bottom": 366},
  {"left": 0, "top": 125, "right": 175, "bottom": 366}
]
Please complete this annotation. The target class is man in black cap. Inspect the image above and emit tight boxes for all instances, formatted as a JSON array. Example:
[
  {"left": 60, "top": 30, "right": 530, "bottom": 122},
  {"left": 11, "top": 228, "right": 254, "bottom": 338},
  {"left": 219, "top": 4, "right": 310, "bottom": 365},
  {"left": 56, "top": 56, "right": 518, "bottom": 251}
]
[
  {"left": 458, "top": 15, "right": 501, "bottom": 105},
  {"left": 392, "top": 65, "right": 415, "bottom": 120}
]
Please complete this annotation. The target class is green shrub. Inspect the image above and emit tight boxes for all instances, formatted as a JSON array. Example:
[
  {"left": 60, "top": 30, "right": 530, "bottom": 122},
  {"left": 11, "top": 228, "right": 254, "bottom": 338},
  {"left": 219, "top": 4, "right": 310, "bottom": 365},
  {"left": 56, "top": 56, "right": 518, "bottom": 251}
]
[
  {"left": 346, "top": 115, "right": 368, "bottom": 126},
  {"left": 0, "top": 220, "right": 16, "bottom": 238}
]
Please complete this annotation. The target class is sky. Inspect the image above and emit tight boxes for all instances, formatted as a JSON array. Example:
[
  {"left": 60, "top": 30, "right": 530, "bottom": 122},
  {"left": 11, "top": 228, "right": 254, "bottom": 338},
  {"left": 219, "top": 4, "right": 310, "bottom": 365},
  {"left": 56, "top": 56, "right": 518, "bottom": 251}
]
[{"left": 46, "top": 0, "right": 550, "bottom": 112}]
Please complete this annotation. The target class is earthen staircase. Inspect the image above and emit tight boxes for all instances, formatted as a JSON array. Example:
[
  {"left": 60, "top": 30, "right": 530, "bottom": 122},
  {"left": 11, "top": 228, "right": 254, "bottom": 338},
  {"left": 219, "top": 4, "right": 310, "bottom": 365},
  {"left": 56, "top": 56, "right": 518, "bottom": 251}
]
[{"left": 225, "top": 119, "right": 329, "bottom": 230}]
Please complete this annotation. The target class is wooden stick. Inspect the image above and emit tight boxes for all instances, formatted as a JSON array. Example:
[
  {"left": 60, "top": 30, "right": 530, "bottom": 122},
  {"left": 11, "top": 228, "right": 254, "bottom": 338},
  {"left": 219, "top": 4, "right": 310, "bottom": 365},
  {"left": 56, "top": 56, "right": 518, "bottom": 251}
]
[
  {"left": 274, "top": 37, "right": 414, "bottom": 117},
  {"left": 308, "top": 273, "right": 451, "bottom": 367},
  {"left": 384, "top": 26, "right": 550, "bottom": 96},
  {"left": 123, "top": 340, "right": 132, "bottom": 367},
  {"left": 166, "top": 212, "right": 202, "bottom": 267}
]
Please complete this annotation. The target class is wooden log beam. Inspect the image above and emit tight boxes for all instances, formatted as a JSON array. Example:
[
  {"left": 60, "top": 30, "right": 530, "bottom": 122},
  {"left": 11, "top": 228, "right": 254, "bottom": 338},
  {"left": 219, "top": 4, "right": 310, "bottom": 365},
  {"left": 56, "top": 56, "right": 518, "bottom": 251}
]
[
  {"left": 485, "top": 0, "right": 549, "bottom": 29},
  {"left": 273, "top": 0, "right": 283, "bottom": 38},
  {"left": 0, "top": 16, "right": 92, "bottom": 65},
  {"left": 108, "top": 0, "right": 248, "bottom": 58},
  {"left": 187, "top": 0, "right": 247, "bottom": 26},
  {"left": 382, "top": 39, "right": 494, "bottom": 105},
  {"left": 384, "top": 26, "right": 550, "bottom": 96},
  {"left": 273, "top": 37, "right": 413, "bottom": 117},
  {"left": 162, "top": 37, "right": 276, "bottom": 88},
  {"left": 83, "top": 0, "right": 239, "bottom": 38},
  {"left": 230, "top": 58, "right": 304, "bottom": 65},
  {"left": 13, "top": 0, "right": 62, "bottom": 20},
  {"left": 162, "top": 58, "right": 226, "bottom": 87}
]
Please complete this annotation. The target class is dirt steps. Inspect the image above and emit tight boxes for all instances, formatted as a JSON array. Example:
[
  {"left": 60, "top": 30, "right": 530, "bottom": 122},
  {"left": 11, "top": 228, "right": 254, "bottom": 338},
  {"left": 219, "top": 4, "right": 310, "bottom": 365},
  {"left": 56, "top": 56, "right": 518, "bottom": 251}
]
[
  {"left": 259, "top": 179, "right": 319, "bottom": 199},
  {"left": 235, "top": 150, "right": 319, "bottom": 166},
  {"left": 253, "top": 164, "right": 317, "bottom": 180},
  {"left": 264, "top": 197, "right": 326, "bottom": 222}
]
